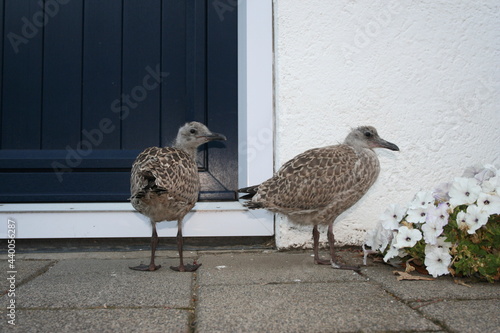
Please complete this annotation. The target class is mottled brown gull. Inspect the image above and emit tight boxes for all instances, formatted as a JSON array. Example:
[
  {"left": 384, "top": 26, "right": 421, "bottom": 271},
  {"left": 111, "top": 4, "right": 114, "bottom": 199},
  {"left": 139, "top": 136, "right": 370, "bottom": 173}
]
[
  {"left": 129, "top": 122, "right": 226, "bottom": 272},
  {"left": 239, "top": 126, "right": 399, "bottom": 270}
]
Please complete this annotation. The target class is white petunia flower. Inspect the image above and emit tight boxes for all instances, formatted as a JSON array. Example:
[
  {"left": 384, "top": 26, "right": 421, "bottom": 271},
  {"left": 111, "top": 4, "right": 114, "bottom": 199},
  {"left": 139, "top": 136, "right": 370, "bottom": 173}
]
[
  {"left": 422, "top": 215, "right": 444, "bottom": 245},
  {"left": 383, "top": 237, "right": 404, "bottom": 262},
  {"left": 435, "top": 236, "right": 452, "bottom": 251},
  {"left": 433, "top": 182, "right": 451, "bottom": 202},
  {"left": 406, "top": 191, "right": 435, "bottom": 223},
  {"left": 409, "top": 191, "right": 435, "bottom": 209},
  {"left": 474, "top": 164, "right": 497, "bottom": 183},
  {"left": 364, "top": 227, "right": 378, "bottom": 248},
  {"left": 448, "top": 177, "right": 482, "bottom": 207},
  {"left": 425, "top": 237, "right": 452, "bottom": 256},
  {"left": 481, "top": 175, "right": 500, "bottom": 194},
  {"left": 462, "top": 164, "right": 497, "bottom": 182},
  {"left": 424, "top": 247, "right": 452, "bottom": 277},
  {"left": 380, "top": 203, "right": 406, "bottom": 230},
  {"left": 476, "top": 192, "right": 500, "bottom": 216},
  {"left": 365, "top": 223, "right": 393, "bottom": 252},
  {"left": 462, "top": 164, "right": 483, "bottom": 179},
  {"left": 464, "top": 204, "right": 489, "bottom": 234},
  {"left": 394, "top": 226, "right": 422, "bottom": 248},
  {"left": 426, "top": 203, "right": 449, "bottom": 228},
  {"left": 424, "top": 244, "right": 444, "bottom": 255},
  {"left": 406, "top": 206, "right": 428, "bottom": 223}
]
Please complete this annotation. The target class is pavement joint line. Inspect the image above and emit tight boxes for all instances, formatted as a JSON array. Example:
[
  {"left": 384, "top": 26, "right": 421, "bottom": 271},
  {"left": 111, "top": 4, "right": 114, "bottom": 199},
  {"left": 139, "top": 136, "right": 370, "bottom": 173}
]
[
  {"left": 189, "top": 271, "right": 200, "bottom": 333},
  {"left": 411, "top": 306, "right": 452, "bottom": 332},
  {"left": 1, "top": 260, "right": 57, "bottom": 297},
  {"left": 378, "top": 285, "right": 452, "bottom": 332},
  {"left": 199, "top": 279, "right": 370, "bottom": 287},
  {"left": 409, "top": 297, "right": 500, "bottom": 307},
  {"left": 362, "top": 274, "right": 500, "bottom": 333},
  {"left": 410, "top": 299, "right": 446, "bottom": 309}
]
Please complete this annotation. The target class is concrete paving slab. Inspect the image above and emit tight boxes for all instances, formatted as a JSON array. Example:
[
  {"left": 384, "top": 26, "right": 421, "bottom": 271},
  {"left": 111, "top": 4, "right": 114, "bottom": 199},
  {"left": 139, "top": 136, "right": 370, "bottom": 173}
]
[
  {"left": 0, "top": 308, "right": 190, "bottom": 333},
  {"left": 2, "top": 259, "right": 193, "bottom": 309},
  {"left": 1, "top": 260, "right": 55, "bottom": 292},
  {"left": 362, "top": 265, "right": 500, "bottom": 301},
  {"left": 418, "top": 299, "right": 500, "bottom": 333},
  {"left": 198, "top": 251, "right": 365, "bottom": 286},
  {"left": 0, "top": 250, "right": 497, "bottom": 332},
  {"left": 196, "top": 282, "right": 440, "bottom": 333}
]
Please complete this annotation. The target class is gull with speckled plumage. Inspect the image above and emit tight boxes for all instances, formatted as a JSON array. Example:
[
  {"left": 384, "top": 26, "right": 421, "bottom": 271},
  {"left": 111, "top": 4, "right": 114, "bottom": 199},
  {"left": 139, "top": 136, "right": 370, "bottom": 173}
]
[
  {"left": 239, "top": 126, "right": 399, "bottom": 270},
  {"left": 129, "top": 122, "right": 226, "bottom": 272}
]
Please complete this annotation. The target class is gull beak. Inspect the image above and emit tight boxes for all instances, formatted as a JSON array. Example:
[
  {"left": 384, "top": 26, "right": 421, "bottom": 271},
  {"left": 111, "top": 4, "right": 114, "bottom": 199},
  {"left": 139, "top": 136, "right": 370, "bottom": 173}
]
[
  {"left": 376, "top": 138, "right": 399, "bottom": 151},
  {"left": 202, "top": 132, "right": 227, "bottom": 142}
]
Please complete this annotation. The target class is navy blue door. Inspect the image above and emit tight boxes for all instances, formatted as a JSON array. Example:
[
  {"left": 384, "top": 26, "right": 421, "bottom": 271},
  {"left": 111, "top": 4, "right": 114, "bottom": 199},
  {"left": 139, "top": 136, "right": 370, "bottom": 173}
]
[{"left": 0, "top": 0, "right": 237, "bottom": 202}]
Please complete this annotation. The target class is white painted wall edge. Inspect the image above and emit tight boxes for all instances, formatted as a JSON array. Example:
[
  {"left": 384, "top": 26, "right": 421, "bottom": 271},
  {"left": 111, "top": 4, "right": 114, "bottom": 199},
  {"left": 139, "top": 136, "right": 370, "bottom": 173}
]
[
  {"left": 238, "top": 0, "right": 274, "bottom": 187},
  {"left": 0, "top": 202, "right": 274, "bottom": 239},
  {"left": 0, "top": 0, "right": 275, "bottom": 240}
]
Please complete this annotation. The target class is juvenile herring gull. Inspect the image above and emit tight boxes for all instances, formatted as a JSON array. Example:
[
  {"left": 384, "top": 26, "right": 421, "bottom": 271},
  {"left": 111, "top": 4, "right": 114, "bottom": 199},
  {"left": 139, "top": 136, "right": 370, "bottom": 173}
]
[
  {"left": 239, "top": 126, "right": 399, "bottom": 270},
  {"left": 130, "top": 122, "right": 226, "bottom": 272}
]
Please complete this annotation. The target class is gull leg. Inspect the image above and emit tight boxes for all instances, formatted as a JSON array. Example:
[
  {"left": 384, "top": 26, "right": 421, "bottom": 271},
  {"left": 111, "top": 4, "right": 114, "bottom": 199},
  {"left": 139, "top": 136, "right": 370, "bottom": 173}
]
[
  {"left": 170, "top": 220, "right": 201, "bottom": 272},
  {"left": 130, "top": 223, "right": 162, "bottom": 271},
  {"left": 313, "top": 225, "right": 330, "bottom": 265},
  {"left": 328, "top": 223, "right": 360, "bottom": 271}
]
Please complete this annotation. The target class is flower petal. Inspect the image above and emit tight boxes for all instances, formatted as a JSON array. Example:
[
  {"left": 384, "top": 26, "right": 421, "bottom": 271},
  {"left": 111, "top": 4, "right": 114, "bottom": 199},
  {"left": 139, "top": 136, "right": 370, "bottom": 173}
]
[{"left": 448, "top": 177, "right": 482, "bottom": 207}]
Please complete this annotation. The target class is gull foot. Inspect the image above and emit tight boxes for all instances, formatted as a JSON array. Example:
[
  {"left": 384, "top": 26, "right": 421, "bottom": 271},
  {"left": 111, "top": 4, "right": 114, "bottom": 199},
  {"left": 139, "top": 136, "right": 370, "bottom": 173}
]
[
  {"left": 330, "top": 260, "right": 360, "bottom": 271},
  {"left": 129, "top": 264, "right": 161, "bottom": 271},
  {"left": 170, "top": 262, "right": 202, "bottom": 272},
  {"left": 314, "top": 258, "right": 332, "bottom": 265}
]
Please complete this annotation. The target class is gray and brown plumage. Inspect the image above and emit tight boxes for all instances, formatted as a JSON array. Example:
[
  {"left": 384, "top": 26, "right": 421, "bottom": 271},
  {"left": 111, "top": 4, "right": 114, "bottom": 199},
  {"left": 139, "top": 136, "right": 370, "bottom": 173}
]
[
  {"left": 239, "top": 126, "right": 399, "bottom": 270},
  {"left": 130, "top": 122, "right": 226, "bottom": 272}
]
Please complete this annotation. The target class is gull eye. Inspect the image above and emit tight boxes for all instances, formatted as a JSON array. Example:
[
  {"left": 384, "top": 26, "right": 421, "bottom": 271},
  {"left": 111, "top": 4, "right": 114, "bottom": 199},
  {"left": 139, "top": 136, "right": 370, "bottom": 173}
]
[
  {"left": 364, "top": 131, "right": 372, "bottom": 138},
  {"left": 190, "top": 128, "right": 197, "bottom": 134}
]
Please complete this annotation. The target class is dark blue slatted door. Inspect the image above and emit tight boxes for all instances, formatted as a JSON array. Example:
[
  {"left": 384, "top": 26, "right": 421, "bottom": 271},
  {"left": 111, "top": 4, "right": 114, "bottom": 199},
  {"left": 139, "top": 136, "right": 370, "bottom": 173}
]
[{"left": 0, "top": 0, "right": 237, "bottom": 202}]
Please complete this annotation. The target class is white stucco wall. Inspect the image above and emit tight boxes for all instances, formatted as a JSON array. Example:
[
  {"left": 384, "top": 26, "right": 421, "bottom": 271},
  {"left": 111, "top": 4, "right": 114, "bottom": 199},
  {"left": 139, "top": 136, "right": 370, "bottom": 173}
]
[{"left": 273, "top": 0, "right": 500, "bottom": 248}]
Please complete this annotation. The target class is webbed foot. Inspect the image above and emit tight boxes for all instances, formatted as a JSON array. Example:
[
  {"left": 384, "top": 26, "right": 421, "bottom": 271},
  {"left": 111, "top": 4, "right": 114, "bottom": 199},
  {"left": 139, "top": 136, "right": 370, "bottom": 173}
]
[
  {"left": 330, "top": 260, "right": 360, "bottom": 271},
  {"left": 129, "top": 264, "right": 161, "bottom": 271},
  {"left": 170, "top": 262, "right": 202, "bottom": 272},
  {"left": 314, "top": 258, "right": 331, "bottom": 265}
]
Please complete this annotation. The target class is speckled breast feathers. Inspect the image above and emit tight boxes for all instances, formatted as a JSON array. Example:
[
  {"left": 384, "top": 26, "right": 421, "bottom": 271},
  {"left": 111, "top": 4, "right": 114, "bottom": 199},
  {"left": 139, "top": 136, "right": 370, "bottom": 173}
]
[{"left": 130, "top": 147, "right": 200, "bottom": 223}]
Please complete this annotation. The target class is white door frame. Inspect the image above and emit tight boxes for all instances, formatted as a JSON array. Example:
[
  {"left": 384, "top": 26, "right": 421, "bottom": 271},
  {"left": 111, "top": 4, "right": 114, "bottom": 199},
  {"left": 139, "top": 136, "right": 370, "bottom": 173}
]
[{"left": 0, "top": 0, "right": 274, "bottom": 239}]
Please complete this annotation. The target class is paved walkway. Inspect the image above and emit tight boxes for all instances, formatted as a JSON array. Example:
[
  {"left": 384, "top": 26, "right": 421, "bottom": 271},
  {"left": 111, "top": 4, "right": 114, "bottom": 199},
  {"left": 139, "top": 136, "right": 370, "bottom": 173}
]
[{"left": 1, "top": 248, "right": 499, "bottom": 332}]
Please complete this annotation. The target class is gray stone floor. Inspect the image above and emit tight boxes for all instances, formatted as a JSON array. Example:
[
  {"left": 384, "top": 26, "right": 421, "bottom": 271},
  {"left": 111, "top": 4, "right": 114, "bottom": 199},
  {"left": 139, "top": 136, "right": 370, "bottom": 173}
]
[{"left": 0, "top": 249, "right": 498, "bottom": 332}]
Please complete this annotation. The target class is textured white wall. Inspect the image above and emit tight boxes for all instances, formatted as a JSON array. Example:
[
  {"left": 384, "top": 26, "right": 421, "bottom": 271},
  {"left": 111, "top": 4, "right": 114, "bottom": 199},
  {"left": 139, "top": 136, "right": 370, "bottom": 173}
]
[{"left": 273, "top": 0, "right": 500, "bottom": 248}]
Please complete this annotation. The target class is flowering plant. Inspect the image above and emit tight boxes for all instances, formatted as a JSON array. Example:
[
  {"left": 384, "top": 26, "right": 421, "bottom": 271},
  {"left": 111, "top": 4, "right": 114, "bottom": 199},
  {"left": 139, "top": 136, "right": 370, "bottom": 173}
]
[{"left": 364, "top": 164, "right": 500, "bottom": 282}]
